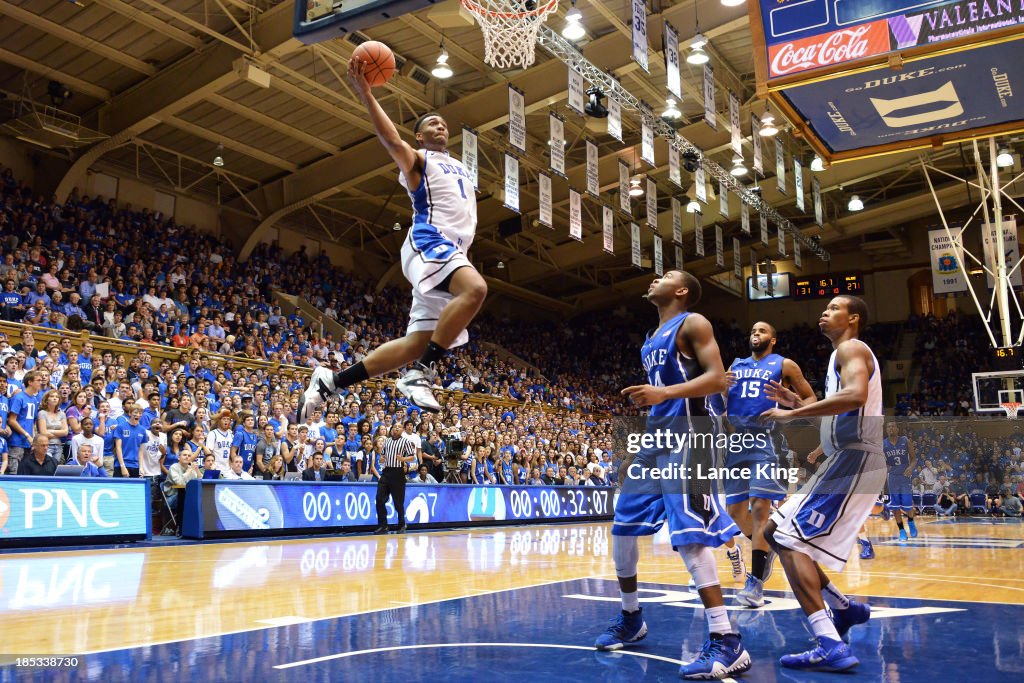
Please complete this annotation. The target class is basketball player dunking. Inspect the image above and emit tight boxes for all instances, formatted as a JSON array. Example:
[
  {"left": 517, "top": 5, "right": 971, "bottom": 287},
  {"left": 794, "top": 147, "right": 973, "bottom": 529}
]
[
  {"left": 298, "top": 57, "right": 488, "bottom": 420},
  {"left": 725, "top": 321, "right": 816, "bottom": 608},
  {"left": 595, "top": 271, "right": 750, "bottom": 680},
  {"left": 760, "top": 296, "right": 884, "bottom": 671}
]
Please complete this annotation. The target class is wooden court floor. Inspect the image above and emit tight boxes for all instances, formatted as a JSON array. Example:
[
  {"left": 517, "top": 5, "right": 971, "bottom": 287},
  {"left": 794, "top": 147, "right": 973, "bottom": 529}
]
[{"left": 1, "top": 516, "right": 1022, "bottom": 680}]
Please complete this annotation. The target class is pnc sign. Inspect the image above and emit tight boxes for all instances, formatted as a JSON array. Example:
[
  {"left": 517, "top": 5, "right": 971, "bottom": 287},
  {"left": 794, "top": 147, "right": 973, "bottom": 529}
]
[{"left": 0, "top": 479, "right": 149, "bottom": 543}]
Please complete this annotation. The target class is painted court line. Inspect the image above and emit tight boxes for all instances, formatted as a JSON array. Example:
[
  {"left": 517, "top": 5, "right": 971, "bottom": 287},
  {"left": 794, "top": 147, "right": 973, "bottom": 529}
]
[
  {"left": 74, "top": 576, "right": 595, "bottom": 656},
  {"left": 256, "top": 616, "right": 314, "bottom": 627}
]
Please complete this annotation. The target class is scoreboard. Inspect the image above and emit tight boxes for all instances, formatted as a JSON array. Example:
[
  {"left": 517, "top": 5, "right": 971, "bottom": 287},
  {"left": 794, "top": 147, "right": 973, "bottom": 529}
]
[{"left": 792, "top": 272, "right": 864, "bottom": 300}]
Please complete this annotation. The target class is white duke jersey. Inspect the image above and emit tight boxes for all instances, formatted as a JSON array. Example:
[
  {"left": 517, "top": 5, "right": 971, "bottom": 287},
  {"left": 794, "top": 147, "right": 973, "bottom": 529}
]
[
  {"left": 399, "top": 150, "right": 477, "bottom": 251},
  {"left": 821, "top": 339, "right": 883, "bottom": 456},
  {"left": 206, "top": 428, "right": 233, "bottom": 470}
]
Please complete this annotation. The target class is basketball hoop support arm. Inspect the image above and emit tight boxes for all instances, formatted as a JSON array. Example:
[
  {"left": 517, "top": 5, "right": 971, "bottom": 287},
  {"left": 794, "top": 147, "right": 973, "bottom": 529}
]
[{"left": 535, "top": 25, "right": 829, "bottom": 263}]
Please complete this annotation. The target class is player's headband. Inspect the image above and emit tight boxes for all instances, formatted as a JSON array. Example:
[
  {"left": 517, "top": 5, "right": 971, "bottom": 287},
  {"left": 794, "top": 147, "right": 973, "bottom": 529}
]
[{"left": 414, "top": 112, "right": 443, "bottom": 134}]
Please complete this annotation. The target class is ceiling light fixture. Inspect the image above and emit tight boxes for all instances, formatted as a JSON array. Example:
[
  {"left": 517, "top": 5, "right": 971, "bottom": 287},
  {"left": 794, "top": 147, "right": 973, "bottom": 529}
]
[
  {"left": 629, "top": 176, "right": 644, "bottom": 197},
  {"left": 848, "top": 195, "right": 864, "bottom": 212},
  {"left": 730, "top": 155, "right": 747, "bottom": 176},
  {"left": 497, "top": 261, "right": 505, "bottom": 269},
  {"left": 996, "top": 147, "right": 1014, "bottom": 168},
  {"left": 562, "top": 2, "right": 586, "bottom": 41},
  {"left": 662, "top": 98, "right": 681, "bottom": 120},
  {"left": 687, "top": 33, "right": 710, "bottom": 65},
  {"left": 759, "top": 108, "right": 778, "bottom": 137},
  {"left": 810, "top": 154, "right": 825, "bottom": 172},
  {"left": 431, "top": 43, "right": 453, "bottom": 79},
  {"left": 213, "top": 143, "right": 224, "bottom": 167}
]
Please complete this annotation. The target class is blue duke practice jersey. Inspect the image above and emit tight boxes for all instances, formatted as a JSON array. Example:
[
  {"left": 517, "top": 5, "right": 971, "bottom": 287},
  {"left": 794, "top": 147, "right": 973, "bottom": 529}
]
[
  {"left": 641, "top": 312, "right": 711, "bottom": 422},
  {"left": 727, "top": 354, "right": 784, "bottom": 426},
  {"left": 884, "top": 436, "right": 911, "bottom": 482}
]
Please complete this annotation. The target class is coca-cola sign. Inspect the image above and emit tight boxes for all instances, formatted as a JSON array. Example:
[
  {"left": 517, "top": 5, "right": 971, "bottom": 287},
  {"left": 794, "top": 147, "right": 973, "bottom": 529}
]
[{"left": 769, "top": 21, "right": 892, "bottom": 77}]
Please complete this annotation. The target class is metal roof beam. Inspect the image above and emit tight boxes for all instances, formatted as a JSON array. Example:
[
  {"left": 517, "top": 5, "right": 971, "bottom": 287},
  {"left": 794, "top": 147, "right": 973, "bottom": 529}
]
[
  {"left": 91, "top": 0, "right": 203, "bottom": 49},
  {"left": 0, "top": 47, "right": 110, "bottom": 100},
  {"left": 205, "top": 92, "right": 338, "bottom": 154},
  {"left": 163, "top": 115, "right": 299, "bottom": 172}
]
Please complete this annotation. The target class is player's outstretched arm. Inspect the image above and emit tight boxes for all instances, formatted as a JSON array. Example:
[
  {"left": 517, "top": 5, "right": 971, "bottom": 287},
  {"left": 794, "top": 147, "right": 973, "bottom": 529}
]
[
  {"left": 348, "top": 57, "right": 420, "bottom": 184},
  {"left": 761, "top": 340, "right": 871, "bottom": 420},
  {"left": 783, "top": 358, "right": 817, "bottom": 406}
]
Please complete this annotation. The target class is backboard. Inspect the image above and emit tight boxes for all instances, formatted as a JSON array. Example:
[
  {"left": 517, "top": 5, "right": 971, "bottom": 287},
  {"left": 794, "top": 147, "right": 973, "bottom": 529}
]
[
  {"left": 293, "top": 0, "right": 438, "bottom": 45},
  {"left": 972, "top": 369, "right": 1024, "bottom": 416}
]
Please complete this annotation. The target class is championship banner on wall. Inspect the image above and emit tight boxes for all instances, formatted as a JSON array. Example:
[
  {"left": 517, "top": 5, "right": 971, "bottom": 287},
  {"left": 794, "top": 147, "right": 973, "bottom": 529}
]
[
  {"left": 603, "top": 205, "right": 615, "bottom": 255},
  {"left": 549, "top": 113, "right": 565, "bottom": 177},
  {"left": 719, "top": 180, "right": 729, "bottom": 217},
  {"left": 778, "top": 229, "right": 787, "bottom": 257},
  {"left": 508, "top": 85, "right": 526, "bottom": 153},
  {"left": 703, "top": 64, "right": 717, "bottom": 130},
  {"left": 504, "top": 153, "right": 520, "bottom": 213},
  {"left": 646, "top": 177, "right": 658, "bottom": 230},
  {"left": 929, "top": 228, "right": 967, "bottom": 293},
  {"left": 741, "top": 201, "right": 751, "bottom": 235},
  {"left": 695, "top": 165, "right": 707, "bottom": 204},
  {"left": 734, "top": 237, "right": 743, "bottom": 280},
  {"left": 665, "top": 21, "right": 681, "bottom": 99},
  {"left": 812, "top": 176, "right": 824, "bottom": 226},
  {"left": 619, "top": 160, "right": 631, "bottom": 215},
  {"left": 569, "top": 188, "right": 583, "bottom": 241},
  {"left": 631, "top": 222, "right": 642, "bottom": 268},
  {"left": 675, "top": 244, "right": 684, "bottom": 271},
  {"left": 586, "top": 140, "right": 600, "bottom": 197},
  {"left": 794, "top": 237, "right": 802, "bottom": 269},
  {"left": 653, "top": 234, "right": 664, "bottom": 275},
  {"left": 775, "top": 137, "right": 786, "bottom": 195},
  {"left": 760, "top": 211, "right": 770, "bottom": 247},
  {"left": 982, "top": 216, "right": 1023, "bottom": 288},
  {"left": 461, "top": 126, "right": 479, "bottom": 190},
  {"left": 538, "top": 172, "right": 553, "bottom": 229},
  {"left": 568, "top": 67, "right": 585, "bottom": 115},
  {"left": 642, "top": 117, "right": 655, "bottom": 166},
  {"left": 715, "top": 224, "right": 725, "bottom": 268},
  {"left": 751, "top": 249, "right": 760, "bottom": 290},
  {"left": 671, "top": 197, "right": 682, "bottom": 244},
  {"left": 794, "top": 157, "right": 805, "bottom": 212},
  {"left": 669, "top": 146, "right": 681, "bottom": 187},
  {"left": 608, "top": 97, "right": 622, "bottom": 141},
  {"left": 752, "top": 113, "right": 764, "bottom": 174},
  {"left": 730, "top": 92, "right": 742, "bottom": 156},
  {"left": 695, "top": 211, "right": 705, "bottom": 257}
]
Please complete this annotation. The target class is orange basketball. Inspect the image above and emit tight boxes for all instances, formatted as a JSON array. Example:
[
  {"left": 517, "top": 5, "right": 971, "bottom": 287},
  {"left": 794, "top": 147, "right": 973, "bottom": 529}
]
[{"left": 352, "top": 40, "right": 396, "bottom": 87}]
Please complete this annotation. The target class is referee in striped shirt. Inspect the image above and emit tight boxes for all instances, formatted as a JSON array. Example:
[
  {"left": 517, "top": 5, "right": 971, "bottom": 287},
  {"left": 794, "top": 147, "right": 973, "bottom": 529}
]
[{"left": 375, "top": 422, "right": 418, "bottom": 534}]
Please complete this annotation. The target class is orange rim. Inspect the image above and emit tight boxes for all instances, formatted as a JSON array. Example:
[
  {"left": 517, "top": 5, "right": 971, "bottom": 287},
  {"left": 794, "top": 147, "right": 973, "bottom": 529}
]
[{"left": 460, "top": 0, "right": 558, "bottom": 19}]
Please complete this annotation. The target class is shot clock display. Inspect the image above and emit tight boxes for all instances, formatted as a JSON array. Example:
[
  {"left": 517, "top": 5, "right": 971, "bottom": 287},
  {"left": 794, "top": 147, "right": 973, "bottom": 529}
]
[
  {"left": 992, "top": 345, "right": 1024, "bottom": 371},
  {"left": 792, "top": 273, "right": 864, "bottom": 300},
  {"left": 182, "top": 480, "right": 614, "bottom": 539}
]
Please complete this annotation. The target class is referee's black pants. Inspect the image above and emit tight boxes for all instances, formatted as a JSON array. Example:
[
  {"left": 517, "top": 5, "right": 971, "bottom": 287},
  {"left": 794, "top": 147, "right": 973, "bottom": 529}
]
[{"left": 376, "top": 466, "right": 407, "bottom": 528}]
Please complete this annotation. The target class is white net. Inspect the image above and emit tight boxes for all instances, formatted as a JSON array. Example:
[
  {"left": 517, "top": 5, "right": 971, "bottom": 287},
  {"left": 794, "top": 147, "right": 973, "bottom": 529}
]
[{"left": 461, "top": 0, "right": 558, "bottom": 70}]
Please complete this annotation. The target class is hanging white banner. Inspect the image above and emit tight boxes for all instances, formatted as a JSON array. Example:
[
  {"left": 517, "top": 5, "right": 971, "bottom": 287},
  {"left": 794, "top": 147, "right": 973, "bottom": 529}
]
[
  {"left": 671, "top": 197, "right": 682, "bottom": 244},
  {"left": 461, "top": 126, "right": 479, "bottom": 190},
  {"left": 751, "top": 249, "right": 759, "bottom": 291},
  {"left": 569, "top": 187, "right": 583, "bottom": 241},
  {"left": 538, "top": 172, "right": 553, "bottom": 229},
  {"left": 715, "top": 224, "right": 725, "bottom": 268},
  {"left": 586, "top": 140, "right": 600, "bottom": 197},
  {"left": 675, "top": 244, "right": 684, "bottom": 271},
  {"left": 641, "top": 118, "right": 655, "bottom": 166},
  {"left": 695, "top": 211, "right": 705, "bottom": 257},
  {"left": 504, "top": 153, "right": 519, "bottom": 213},
  {"left": 631, "top": 0, "right": 649, "bottom": 72},
  {"left": 775, "top": 137, "right": 786, "bottom": 195},
  {"left": 760, "top": 212, "right": 770, "bottom": 247},
  {"left": 812, "top": 176, "right": 823, "bottom": 226},
  {"left": 794, "top": 235, "right": 802, "bottom": 269},
  {"left": 646, "top": 177, "right": 657, "bottom": 230},
  {"left": 549, "top": 113, "right": 565, "bottom": 177},
  {"left": 568, "top": 67, "right": 585, "bottom": 115},
  {"left": 653, "top": 234, "right": 664, "bottom": 275},
  {"left": 741, "top": 201, "right": 751, "bottom": 235},
  {"left": 778, "top": 230, "right": 787, "bottom": 257},
  {"left": 929, "top": 228, "right": 967, "bottom": 294},
  {"left": 719, "top": 180, "right": 729, "bottom": 218},
  {"left": 631, "top": 222, "right": 642, "bottom": 269},
  {"left": 665, "top": 21, "right": 681, "bottom": 100},
  {"left": 703, "top": 64, "right": 716, "bottom": 130},
  {"left": 729, "top": 92, "right": 742, "bottom": 156},
  {"left": 603, "top": 205, "right": 614, "bottom": 255},
  {"left": 669, "top": 146, "right": 681, "bottom": 187},
  {"left": 794, "top": 158, "right": 805, "bottom": 212},
  {"left": 508, "top": 85, "right": 526, "bottom": 153},
  {"left": 752, "top": 114, "right": 763, "bottom": 175},
  {"left": 695, "top": 166, "right": 707, "bottom": 204},
  {"left": 619, "top": 160, "right": 631, "bottom": 215},
  {"left": 733, "top": 237, "right": 743, "bottom": 280},
  {"left": 982, "top": 217, "right": 1022, "bottom": 288},
  {"left": 608, "top": 97, "right": 622, "bottom": 142}
]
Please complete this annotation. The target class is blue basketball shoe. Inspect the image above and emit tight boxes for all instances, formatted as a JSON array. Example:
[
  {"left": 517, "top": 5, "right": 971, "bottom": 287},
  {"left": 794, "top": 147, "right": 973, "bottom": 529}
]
[
  {"left": 779, "top": 636, "right": 859, "bottom": 672},
  {"left": 595, "top": 609, "right": 648, "bottom": 651},
  {"left": 898, "top": 528, "right": 908, "bottom": 543},
  {"left": 678, "top": 633, "right": 751, "bottom": 680},
  {"left": 832, "top": 600, "right": 871, "bottom": 642},
  {"left": 859, "top": 538, "right": 875, "bottom": 560},
  {"left": 734, "top": 574, "right": 765, "bottom": 608},
  {"left": 908, "top": 518, "right": 919, "bottom": 538}
]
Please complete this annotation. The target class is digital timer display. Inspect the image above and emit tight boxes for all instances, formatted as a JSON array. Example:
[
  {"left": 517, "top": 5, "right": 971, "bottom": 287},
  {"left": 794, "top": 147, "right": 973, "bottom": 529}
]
[
  {"left": 183, "top": 480, "right": 614, "bottom": 539},
  {"left": 792, "top": 273, "right": 864, "bottom": 300},
  {"left": 992, "top": 346, "right": 1024, "bottom": 371}
]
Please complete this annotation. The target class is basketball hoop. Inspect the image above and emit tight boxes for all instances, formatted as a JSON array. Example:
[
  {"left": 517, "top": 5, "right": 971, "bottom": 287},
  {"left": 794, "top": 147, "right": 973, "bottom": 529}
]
[
  {"left": 461, "top": 0, "right": 559, "bottom": 70},
  {"left": 1000, "top": 402, "right": 1021, "bottom": 419}
]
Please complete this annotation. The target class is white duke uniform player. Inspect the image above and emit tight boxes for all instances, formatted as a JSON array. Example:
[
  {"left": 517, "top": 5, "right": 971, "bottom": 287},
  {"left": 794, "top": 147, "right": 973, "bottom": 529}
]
[
  {"left": 298, "top": 57, "right": 489, "bottom": 420},
  {"left": 762, "top": 295, "right": 885, "bottom": 672},
  {"left": 595, "top": 271, "right": 750, "bottom": 681}
]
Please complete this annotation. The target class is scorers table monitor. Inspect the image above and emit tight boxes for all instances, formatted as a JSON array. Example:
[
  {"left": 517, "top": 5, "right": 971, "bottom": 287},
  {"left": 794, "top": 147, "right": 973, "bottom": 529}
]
[{"left": 792, "top": 272, "right": 864, "bottom": 300}]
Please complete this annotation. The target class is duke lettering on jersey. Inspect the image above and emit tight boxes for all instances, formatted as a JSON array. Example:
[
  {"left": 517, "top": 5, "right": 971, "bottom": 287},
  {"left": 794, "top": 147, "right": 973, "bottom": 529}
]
[
  {"left": 884, "top": 435, "right": 910, "bottom": 480},
  {"left": 727, "top": 354, "right": 784, "bottom": 429},
  {"left": 640, "top": 312, "right": 709, "bottom": 421},
  {"left": 400, "top": 150, "right": 476, "bottom": 251}
]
